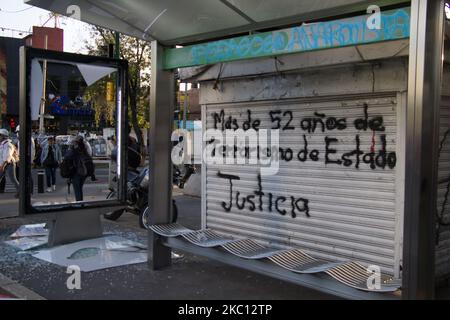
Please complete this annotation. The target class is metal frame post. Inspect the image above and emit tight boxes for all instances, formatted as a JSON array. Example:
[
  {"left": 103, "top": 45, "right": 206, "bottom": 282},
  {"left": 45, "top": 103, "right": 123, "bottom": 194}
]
[
  {"left": 19, "top": 46, "right": 31, "bottom": 216},
  {"left": 149, "top": 41, "right": 175, "bottom": 269},
  {"left": 403, "top": 0, "right": 445, "bottom": 299}
]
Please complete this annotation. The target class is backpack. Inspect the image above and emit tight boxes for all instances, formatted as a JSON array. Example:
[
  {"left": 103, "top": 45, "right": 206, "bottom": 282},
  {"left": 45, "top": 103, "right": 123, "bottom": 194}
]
[
  {"left": 43, "top": 146, "right": 57, "bottom": 167},
  {"left": 75, "top": 153, "right": 95, "bottom": 177},
  {"left": 34, "top": 144, "right": 42, "bottom": 166},
  {"left": 60, "top": 158, "right": 75, "bottom": 178},
  {"left": 128, "top": 138, "right": 142, "bottom": 169}
]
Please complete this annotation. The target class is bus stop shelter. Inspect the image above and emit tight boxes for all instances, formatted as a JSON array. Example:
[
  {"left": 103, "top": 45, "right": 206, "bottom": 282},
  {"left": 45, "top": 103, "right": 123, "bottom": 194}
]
[{"left": 26, "top": 0, "right": 449, "bottom": 299}]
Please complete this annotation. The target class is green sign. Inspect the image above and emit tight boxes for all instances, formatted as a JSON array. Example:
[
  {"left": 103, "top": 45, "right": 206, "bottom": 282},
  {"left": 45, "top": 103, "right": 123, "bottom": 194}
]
[{"left": 164, "top": 8, "right": 410, "bottom": 70}]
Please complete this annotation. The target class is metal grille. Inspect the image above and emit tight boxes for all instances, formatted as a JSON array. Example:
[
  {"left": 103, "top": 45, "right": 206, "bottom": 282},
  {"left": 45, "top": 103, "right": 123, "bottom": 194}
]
[
  {"left": 436, "top": 96, "right": 450, "bottom": 280},
  {"left": 269, "top": 249, "right": 345, "bottom": 273},
  {"left": 150, "top": 223, "right": 401, "bottom": 292},
  {"left": 325, "top": 262, "right": 401, "bottom": 292},
  {"left": 222, "top": 239, "right": 283, "bottom": 259},
  {"left": 182, "top": 230, "right": 235, "bottom": 247},
  {"left": 149, "top": 223, "right": 193, "bottom": 237},
  {"left": 204, "top": 95, "right": 401, "bottom": 276}
]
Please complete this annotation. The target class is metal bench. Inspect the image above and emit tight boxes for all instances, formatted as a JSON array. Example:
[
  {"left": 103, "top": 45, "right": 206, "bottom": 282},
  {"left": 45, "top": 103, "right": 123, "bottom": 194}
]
[{"left": 150, "top": 223, "right": 402, "bottom": 298}]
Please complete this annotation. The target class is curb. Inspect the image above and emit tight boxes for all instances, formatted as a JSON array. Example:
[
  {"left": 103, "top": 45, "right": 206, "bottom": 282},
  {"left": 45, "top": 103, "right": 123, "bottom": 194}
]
[{"left": 0, "top": 273, "right": 46, "bottom": 300}]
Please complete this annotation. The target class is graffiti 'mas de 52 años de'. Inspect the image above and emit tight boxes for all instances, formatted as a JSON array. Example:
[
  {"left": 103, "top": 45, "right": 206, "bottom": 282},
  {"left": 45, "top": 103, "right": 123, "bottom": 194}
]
[{"left": 210, "top": 104, "right": 396, "bottom": 170}]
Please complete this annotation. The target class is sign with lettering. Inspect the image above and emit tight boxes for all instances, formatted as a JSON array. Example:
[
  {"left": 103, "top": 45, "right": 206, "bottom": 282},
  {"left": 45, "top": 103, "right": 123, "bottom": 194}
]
[
  {"left": 164, "top": 8, "right": 410, "bottom": 69},
  {"left": 203, "top": 96, "right": 401, "bottom": 274}
]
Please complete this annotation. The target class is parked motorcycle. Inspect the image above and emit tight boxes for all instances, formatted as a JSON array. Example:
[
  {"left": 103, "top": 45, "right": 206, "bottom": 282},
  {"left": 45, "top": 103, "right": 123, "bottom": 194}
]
[{"left": 104, "top": 168, "right": 178, "bottom": 229}]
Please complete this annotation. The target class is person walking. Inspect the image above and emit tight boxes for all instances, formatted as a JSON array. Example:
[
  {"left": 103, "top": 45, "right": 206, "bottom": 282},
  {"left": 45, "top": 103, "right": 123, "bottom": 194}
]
[
  {"left": 41, "top": 136, "right": 62, "bottom": 192},
  {"left": 0, "top": 129, "right": 19, "bottom": 198},
  {"left": 64, "top": 136, "right": 94, "bottom": 201},
  {"left": 15, "top": 125, "right": 36, "bottom": 193}
]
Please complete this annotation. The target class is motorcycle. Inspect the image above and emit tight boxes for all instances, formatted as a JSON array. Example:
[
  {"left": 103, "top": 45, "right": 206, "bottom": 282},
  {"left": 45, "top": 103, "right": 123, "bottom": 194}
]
[{"left": 104, "top": 168, "right": 178, "bottom": 229}]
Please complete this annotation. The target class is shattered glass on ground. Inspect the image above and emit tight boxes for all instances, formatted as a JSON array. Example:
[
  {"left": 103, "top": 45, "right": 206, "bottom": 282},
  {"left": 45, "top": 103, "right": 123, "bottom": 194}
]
[{"left": 33, "top": 235, "right": 148, "bottom": 272}]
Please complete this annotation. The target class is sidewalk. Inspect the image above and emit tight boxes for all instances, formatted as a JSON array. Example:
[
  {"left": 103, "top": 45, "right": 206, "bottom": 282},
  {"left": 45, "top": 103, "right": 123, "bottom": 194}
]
[
  {"left": 1, "top": 194, "right": 449, "bottom": 300},
  {"left": 0, "top": 273, "right": 45, "bottom": 300},
  {"left": 0, "top": 195, "right": 335, "bottom": 300},
  {"left": 0, "top": 166, "right": 110, "bottom": 219},
  {"left": 0, "top": 184, "right": 110, "bottom": 219}
]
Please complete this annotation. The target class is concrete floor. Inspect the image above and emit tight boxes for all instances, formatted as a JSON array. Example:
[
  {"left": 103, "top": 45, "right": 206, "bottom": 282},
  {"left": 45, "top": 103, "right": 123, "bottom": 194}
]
[
  {"left": 0, "top": 194, "right": 336, "bottom": 300},
  {"left": 1, "top": 192, "right": 449, "bottom": 300}
]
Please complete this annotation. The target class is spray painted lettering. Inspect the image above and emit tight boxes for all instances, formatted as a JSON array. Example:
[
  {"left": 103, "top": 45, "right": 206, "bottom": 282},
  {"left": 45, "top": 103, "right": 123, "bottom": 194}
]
[
  {"left": 218, "top": 171, "right": 310, "bottom": 218},
  {"left": 210, "top": 107, "right": 397, "bottom": 170},
  {"left": 209, "top": 103, "right": 397, "bottom": 219},
  {"left": 164, "top": 9, "right": 410, "bottom": 69}
]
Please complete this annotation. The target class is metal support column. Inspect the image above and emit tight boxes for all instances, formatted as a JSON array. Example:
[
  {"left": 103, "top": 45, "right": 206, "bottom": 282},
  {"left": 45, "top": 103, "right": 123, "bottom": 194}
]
[
  {"left": 148, "top": 41, "right": 175, "bottom": 269},
  {"left": 403, "top": 0, "right": 445, "bottom": 299},
  {"left": 19, "top": 46, "right": 31, "bottom": 216}
]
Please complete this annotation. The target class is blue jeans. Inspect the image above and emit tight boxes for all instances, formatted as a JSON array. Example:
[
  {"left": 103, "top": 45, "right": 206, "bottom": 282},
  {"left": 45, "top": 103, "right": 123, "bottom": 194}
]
[
  {"left": 45, "top": 166, "right": 56, "bottom": 188},
  {"left": 71, "top": 174, "right": 86, "bottom": 202}
]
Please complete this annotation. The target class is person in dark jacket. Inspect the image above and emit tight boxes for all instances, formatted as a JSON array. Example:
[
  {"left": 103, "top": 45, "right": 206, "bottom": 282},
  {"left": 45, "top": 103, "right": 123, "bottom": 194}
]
[
  {"left": 127, "top": 135, "right": 141, "bottom": 170},
  {"left": 64, "top": 136, "right": 90, "bottom": 201},
  {"left": 110, "top": 135, "right": 141, "bottom": 171},
  {"left": 41, "top": 136, "right": 62, "bottom": 192}
]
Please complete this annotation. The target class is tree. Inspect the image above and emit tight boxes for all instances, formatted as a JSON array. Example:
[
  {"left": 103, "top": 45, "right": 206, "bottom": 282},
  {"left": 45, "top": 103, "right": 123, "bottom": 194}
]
[{"left": 84, "top": 26, "right": 151, "bottom": 155}]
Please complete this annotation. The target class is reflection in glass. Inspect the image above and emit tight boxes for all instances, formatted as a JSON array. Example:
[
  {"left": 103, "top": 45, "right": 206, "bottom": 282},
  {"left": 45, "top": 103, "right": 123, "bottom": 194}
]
[{"left": 27, "top": 59, "right": 119, "bottom": 207}]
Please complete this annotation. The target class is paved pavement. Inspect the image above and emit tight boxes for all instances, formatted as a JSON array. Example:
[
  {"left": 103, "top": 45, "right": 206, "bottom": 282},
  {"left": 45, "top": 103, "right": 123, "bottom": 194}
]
[
  {"left": 0, "top": 166, "right": 111, "bottom": 219},
  {"left": 0, "top": 193, "right": 340, "bottom": 300},
  {"left": 1, "top": 162, "right": 110, "bottom": 193},
  {"left": 0, "top": 179, "right": 449, "bottom": 299}
]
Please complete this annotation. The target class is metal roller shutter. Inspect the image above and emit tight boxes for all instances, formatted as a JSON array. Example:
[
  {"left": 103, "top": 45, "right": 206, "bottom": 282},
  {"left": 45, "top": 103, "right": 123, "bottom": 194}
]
[
  {"left": 203, "top": 94, "right": 404, "bottom": 277},
  {"left": 436, "top": 96, "right": 450, "bottom": 281}
]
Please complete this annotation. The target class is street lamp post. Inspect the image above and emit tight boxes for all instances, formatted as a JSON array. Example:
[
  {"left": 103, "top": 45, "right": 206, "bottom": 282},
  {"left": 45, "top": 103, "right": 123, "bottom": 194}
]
[{"left": 38, "top": 35, "right": 48, "bottom": 134}]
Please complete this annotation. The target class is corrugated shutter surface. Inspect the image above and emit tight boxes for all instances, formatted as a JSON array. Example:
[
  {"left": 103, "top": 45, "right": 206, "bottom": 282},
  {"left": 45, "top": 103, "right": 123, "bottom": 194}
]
[
  {"left": 436, "top": 96, "right": 450, "bottom": 280},
  {"left": 204, "top": 95, "right": 400, "bottom": 275}
]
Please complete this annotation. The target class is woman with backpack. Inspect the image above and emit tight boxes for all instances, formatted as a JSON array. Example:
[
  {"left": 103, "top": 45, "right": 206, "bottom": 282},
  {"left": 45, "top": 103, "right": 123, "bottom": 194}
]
[
  {"left": 64, "top": 136, "right": 94, "bottom": 201},
  {"left": 40, "top": 136, "right": 62, "bottom": 192}
]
